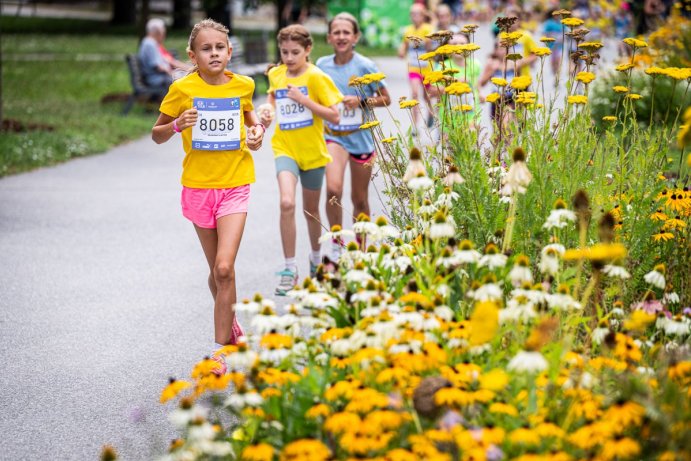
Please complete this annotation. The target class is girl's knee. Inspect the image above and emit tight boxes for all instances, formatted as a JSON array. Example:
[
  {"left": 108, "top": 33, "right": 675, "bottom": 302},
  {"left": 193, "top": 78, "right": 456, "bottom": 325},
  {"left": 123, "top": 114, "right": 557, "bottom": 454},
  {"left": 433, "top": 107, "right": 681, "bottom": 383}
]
[
  {"left": 213, "top": 262, "right": 235, "bottom": 284},
  {"left": 280, "top": 197, "right": 295, "bottom": 214},
  {"left": 327, "top": 184, "right": 343, "bottom": 201}
]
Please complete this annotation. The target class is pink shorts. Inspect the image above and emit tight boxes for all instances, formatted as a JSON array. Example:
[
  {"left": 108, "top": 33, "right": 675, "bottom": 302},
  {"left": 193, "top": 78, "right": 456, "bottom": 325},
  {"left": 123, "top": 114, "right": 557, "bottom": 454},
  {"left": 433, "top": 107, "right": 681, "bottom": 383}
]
[{"left": 181, "top": 185, "right": 250, "bottom": 229}]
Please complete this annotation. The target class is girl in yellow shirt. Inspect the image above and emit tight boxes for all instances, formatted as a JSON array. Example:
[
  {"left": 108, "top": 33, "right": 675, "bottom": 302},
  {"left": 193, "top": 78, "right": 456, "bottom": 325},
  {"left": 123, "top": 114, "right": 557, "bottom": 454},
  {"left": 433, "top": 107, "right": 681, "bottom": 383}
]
[
  {"left": 258, "top": 24, "right": 343, "bottom": 295},
  {"left": 152, "top": 19, "right": 265, "bottom": 373}
]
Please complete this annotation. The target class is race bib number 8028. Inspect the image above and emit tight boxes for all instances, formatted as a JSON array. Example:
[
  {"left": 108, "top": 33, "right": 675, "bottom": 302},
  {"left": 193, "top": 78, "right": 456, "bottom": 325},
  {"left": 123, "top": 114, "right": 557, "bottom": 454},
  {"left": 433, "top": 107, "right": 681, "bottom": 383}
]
[
  {"left": 275, "top": 87, "right": 314, "bottom": 130},
  {"left": 192, "top": 97, "right": 241, "bottom": 151}
]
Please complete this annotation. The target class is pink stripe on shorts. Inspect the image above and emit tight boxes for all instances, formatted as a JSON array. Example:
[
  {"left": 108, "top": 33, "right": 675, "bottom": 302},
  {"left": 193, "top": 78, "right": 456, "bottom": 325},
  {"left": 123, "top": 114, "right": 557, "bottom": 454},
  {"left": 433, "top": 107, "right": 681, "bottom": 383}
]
[{"left": 181, "top": 185, "right": 250, "bottom": 229}]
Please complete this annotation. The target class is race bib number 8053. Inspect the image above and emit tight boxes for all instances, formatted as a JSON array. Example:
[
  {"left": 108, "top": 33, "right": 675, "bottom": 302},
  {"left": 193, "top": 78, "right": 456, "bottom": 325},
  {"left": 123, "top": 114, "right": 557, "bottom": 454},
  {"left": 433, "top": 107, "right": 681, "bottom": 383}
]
[
  {"left": 275, "top": 87, "right": 314, "bottom": 130},
  {"left": 192, "top": 97, "right": 241, "bottom": 151}
]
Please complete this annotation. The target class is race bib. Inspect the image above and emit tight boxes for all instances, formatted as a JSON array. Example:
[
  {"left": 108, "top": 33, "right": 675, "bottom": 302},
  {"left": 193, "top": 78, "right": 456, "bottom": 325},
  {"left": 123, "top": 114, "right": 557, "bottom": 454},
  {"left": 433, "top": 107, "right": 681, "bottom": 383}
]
[
  {"left": 275, "top": 87, "right": 313, "bottom": 130},
  {"left": 327, "top": 102, "right": 363, "bottom": 132},
  {"left": 191, "top": 97, "right": 241, "bottom": 151}
]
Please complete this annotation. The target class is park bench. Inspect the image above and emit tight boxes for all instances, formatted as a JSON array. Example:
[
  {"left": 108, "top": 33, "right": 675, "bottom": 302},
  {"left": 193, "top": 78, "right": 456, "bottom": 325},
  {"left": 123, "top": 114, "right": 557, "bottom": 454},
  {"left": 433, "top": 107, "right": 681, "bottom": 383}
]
[
  {"left": 122, "top": 53, "right": 169, "bottom": 115},
  {"left": 229, "top": 34, "right": 271, "bottom": 84}
]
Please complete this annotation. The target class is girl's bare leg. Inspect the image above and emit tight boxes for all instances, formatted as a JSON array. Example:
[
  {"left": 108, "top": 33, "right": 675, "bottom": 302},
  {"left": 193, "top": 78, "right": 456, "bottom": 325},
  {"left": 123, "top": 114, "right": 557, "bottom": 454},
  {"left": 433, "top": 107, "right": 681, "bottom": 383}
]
[
  {"left": 350, "top": 157, "right": 373, "bottom": 220},
  {"left": 325, "top": 142, "right": 349, "bottom": 228},
  {"left": 277, "top": 171, "right": 298, "bottom": 259},
  {"left": 194, "top": 212, "right": 247, "bottom": 344},
  {"left": 302, "top": 186, "right": 322, "bottom": 252}
]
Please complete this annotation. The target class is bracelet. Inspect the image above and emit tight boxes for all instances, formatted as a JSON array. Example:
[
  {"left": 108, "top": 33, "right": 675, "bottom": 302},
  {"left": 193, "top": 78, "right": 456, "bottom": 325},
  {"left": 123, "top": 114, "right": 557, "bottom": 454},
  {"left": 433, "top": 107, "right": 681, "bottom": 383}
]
[{"left": 172, "top": 118, "right": 182, "bottom": 133}]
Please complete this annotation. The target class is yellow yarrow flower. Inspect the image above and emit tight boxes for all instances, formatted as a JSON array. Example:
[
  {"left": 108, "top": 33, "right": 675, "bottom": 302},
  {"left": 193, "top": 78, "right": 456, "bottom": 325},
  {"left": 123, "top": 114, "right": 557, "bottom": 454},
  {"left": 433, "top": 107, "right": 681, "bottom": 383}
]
[
  {"left": 603, "top": 115, "right": 617, "bottom": 122},
  {"left": 510, "top": 75, "right": 532, "bottom": 90},
  {"left": 575, "top": 71, "right": 596, "bottom": 84},
  {"left": 562, "top": 17, "right": 584, "bottom": 27},
  {"left": 540, "top": 36, "right": 556, "bottom": 43},
  {"left": 578, "top": 41, "right": 604, "bottom": 51},
  {"left": 381, "top": 136, "right": 397, "bottom": 144},
  {"left": 662, "top": 67, "right": 691, "bottom": 80},
  {"left": 623, "top": 37, "right": 648, "bottom": 48},
  {"left": 645, "top": 66, "right": 666, "bottom": 76},
  {"left": 626, "top": 93, "right": 642, "bottom": 100},
  {"left": 613, "top": 85, "right": 629, "bottom": 93},
  {"left": 532, "top": 47, "right": 552, "bottom": 56},
  {"left": 491, "top": 77, "right": 508, "bottom": 87},
  {"left": 418, "top": 51, "right": 437, "bottom": 61},
  {"left": 453, "top": 104, "right": 474, "bottom": 112},
  {"left": 399, "top": 99, "right": 419, "bottom": 109},
  {"left": 616, "top": 63, "right": 635, "bottom": 72},
  {"left": 486, "top": 92, "right": 500, "bottom": 103},
  {"left": 567, "top": 95, "right": 588, "bottom": 105},
  {"left": 445, "top": 81, "right": 472, "bottom": 95},
  {"left": 359, "top": 120, "right": 381, "bottom": 130},
  {"left": 423, "top": 71, "right": 446, "bottom": 85},
  {"left": 361, "top": 72, "right": 385, "bottom": 83}
]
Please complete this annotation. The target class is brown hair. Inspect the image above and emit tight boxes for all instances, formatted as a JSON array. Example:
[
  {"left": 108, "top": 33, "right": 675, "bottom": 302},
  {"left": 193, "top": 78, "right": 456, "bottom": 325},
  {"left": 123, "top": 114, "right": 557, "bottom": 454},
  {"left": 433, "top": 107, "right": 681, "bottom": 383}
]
[
  {"left": 186, "top": 18, "right": 230, "bottom": 53},
  {"left": 277, "top": 24, "right": 313, "bottom": 49},
  {"left": 327, "top": 12, "right": 360, "bottom": 35}
]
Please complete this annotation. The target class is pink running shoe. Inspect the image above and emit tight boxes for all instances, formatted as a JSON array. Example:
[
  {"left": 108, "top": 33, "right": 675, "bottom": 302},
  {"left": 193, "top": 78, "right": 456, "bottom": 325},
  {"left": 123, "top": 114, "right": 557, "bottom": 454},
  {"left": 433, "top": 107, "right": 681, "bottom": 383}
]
[
  {"left": 210, "top": 355, "right": 227, "bottom": 376},
  {"left": 231, "top": 315, "right": 245, "bottom": 345}
]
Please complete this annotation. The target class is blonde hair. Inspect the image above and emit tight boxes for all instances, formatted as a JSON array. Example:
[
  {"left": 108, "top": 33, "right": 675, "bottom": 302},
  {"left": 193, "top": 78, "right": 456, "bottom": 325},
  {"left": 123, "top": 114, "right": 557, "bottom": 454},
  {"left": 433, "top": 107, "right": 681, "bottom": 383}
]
[
  {"left": 328, "top": 12, "right": 360, "bottom": 35},
  {"left": 186, "top": 18, "right": 230, "bottom": 53}
]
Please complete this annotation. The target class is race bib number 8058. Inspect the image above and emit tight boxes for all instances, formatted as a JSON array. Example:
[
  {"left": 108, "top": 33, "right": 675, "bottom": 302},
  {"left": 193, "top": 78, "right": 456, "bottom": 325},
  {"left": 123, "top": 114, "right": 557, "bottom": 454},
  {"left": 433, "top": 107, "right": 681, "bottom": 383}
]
[
  {"left": 192, "top": 97, "right": 241, "bottom": 151},
  {"left": 275, "top": 87, "right": 314, "bottom": 130}
]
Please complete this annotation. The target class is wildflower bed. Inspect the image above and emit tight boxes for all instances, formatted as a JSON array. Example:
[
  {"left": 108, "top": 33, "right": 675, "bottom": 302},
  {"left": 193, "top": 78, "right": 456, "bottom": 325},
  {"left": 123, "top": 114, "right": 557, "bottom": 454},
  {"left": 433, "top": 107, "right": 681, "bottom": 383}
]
[{"left": 144, "top": 11, "right": 690, "bottom": 461}]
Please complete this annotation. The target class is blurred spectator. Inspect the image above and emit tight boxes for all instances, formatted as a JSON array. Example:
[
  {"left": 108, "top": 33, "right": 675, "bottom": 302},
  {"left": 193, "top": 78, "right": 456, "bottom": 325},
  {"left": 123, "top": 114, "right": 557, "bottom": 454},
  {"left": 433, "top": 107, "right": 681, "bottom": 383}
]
[
  {"left": 614, "top": 3, "right": 633, "bottom": 57},
  {"left": 138, "top": 19, "right": 190, "bottom": 88},
  {"left": 541, "top": 9, "right": 563, "bottom": 77}
]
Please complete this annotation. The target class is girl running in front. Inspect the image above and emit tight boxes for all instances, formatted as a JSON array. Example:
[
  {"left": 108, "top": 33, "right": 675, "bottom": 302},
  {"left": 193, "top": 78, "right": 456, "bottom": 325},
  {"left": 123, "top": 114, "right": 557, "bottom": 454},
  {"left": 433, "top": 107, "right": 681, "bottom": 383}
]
[
  {"left": 152, "top": 19, "right": 265, "bottom": 373},
  {"left": 316, "top": 12, "right": 391, "bottom": 262},
  {"left": 258, "top": 24, "right": 343, "bottom": 295}
]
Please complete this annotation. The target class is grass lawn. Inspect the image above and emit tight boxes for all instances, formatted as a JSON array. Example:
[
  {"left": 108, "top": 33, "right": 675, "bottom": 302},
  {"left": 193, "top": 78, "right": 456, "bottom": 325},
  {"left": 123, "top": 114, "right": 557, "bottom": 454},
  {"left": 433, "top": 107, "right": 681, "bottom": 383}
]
[{"left": 0, "top": 16, "right": 395, "bottom": 177}]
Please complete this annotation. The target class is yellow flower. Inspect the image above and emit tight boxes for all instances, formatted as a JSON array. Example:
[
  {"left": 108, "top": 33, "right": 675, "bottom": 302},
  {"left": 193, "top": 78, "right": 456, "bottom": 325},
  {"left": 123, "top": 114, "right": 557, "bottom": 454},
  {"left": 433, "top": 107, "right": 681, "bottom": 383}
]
[
  {"left": 489, "top": 402, "right": 519, "bottom": 416},
  {"left": 306, "top": 403, "right": 331, "bottom": 419},
  {"left": 652, "top": 230, "right": 674, "bottom": 241},
  {"left": 242, "top": 443, "right": 274, "bottom": 461},
  {"left": 576, "top": 71, "right": 596, "bottom": 84},
  {"left": 479, "top": 368, "right": 509, "bottom": 391},
  {"left": 260, "top": 332, "right": 292, "bottom": 349},
  {"left": 445, "top": 81, "right": 472, "bottom": 95},
  {"left": 567, "top": 95, "right": 588, "bottom": 105},
  {"left": 324, "top": 411, "right": 360, "bottom": 434},
  {"left": 510, "top": 75, "right": 532, "bottom": 90},
  {"left": 623, "top": 310, "right": 656, "bottom": 332},
  {"left": 623, "top": 37, "right": 648, "bottom": 48},
  {"left": 359, "top": 120, "right": 381, "bottom": 130},
  {"left": 563, "top": 243, "right": 627, "bottom": 263},
  {"left": 399, "top": 99, "right": 419, "bottom": 109},
  {"left": 579, "top": 41, "right": 604, "bottom": 51},
  {"left": 613, "top": 85, "right": 629, "bottom": 93},
  {"left": 381, "top": 136, "right": 397, "bottom": 144},
  {"left": 613, "top": 333, "right": 642, "bottom": 362},
  {"left": 616, "top": 63, "right": 635, "bottom": 72},
  {"left": 160, "top": 378, "right": 191, "bottom": 403},
  {"left": 662, "top": 67, "right": 691, "bottom": 80},
  {"left": 561, "top": 17, "right": 584, "bottom": 27},
  {"left": 645, "top": 66, "right": 666, "bottom": 76},
  {"left": 625, "top": 93, "right": 642, "bottom": 100},
  {"left": 508, "top": 427, "right": 541, "bottom": 446},
  {"left": 491, "top": 77, "right": 508, "bottom": 87},
  {"left": 468, "top": 301, "right": 499, "bottom": 346},
  {"left": 418, "top": 51, "right": 437, "bottom": 61},
  {"left": 453, "top": 104, "right": 473, "bottom": 112},
  {"left": 532, "top": 47, "right": 552, "bottom": 56},
  {"left": 603, "top": 400, "right": 645, "bottom": 428},
  {"left": 423, "top": 71, "right": 446, "bottom": 85},
  {"left": 603, "top": 115, "right": 617, "bottom": 122},
  {"left": 486, "top": 92, "right": 500, "bottom": 103},
  {"left": 361, "top": 72, "right": 386, "bottom": 83},
  {"left": 540, "top": 36, "right": 556, "bottom": 43},
  {"left": 600, "top": 437, "right": 641, "bottom": 461},
  {"left": 280, "top": 439, "right": 331, "bottom": 461}
]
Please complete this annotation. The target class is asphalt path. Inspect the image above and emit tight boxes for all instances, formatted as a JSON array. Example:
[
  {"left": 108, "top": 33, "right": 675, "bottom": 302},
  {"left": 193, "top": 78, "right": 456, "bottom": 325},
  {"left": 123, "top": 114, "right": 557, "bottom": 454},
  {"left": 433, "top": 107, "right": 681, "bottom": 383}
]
[{"left": 0, "top": 30, "right": 617, "bottom": 459}]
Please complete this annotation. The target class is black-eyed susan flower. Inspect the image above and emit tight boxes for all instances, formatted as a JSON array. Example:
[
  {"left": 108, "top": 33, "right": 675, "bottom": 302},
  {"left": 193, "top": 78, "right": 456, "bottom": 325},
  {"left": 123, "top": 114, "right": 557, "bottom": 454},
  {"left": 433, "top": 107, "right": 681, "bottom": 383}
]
[
  {"left": 651, "top": 229, "right": 674, "bottom": 242},
  {"left": 280, "top": 439, "right": 331, "bottom": 461},
  {"left": 600, "top": 436, "right": 641, "bottom": 460},
  {"left": 160, "top": 377, "right": 191, "bottom": 403},
  {"left": 241, "top": 443, "right": 274, "bottom": 461}
]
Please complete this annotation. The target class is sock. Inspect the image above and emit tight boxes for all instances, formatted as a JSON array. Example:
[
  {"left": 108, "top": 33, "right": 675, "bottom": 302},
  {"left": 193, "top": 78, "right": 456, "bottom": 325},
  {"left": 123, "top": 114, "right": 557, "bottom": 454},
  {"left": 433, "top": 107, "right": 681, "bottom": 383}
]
[
  {"left": 284, "top": 257, "right": 297, "bottom": 273},
  {"left": 309, "top": 250, "right": 321, "bottom": 266}
]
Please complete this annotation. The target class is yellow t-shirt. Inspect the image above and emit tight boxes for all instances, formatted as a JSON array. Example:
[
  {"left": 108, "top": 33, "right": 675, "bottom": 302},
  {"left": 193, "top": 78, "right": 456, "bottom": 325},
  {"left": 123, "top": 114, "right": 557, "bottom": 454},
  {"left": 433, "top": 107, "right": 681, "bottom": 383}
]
[
  {"left": 268, "top": 63, "right": 343, "bottom": 170},
  {"left": 159, "top": 70, "right": 255, "bottom": 189},
  {"left": 403, "top": 23, "right": 433, "bottom": 74},
  {"left": 516, "top": 30, "right": 536, "bottom": 77}
]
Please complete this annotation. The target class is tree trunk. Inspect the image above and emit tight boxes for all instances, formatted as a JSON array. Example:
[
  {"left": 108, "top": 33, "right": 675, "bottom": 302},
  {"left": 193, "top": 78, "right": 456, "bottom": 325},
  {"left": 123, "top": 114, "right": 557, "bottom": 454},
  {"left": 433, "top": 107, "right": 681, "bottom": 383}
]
[
  {"left": 138, "top": 0, "right": 151, "bottom": 39},
  {"left": 111, "top": 0, "right": 137, "bottom": 25},
  {"left": 204, "top": 1, "right": 233, "bottom": 34},
  {"left": 276, "top": 0, "right": 289, "bottom": 61},
  {"left": 172, "top": 0, "right": 192, "bottom": 30}
]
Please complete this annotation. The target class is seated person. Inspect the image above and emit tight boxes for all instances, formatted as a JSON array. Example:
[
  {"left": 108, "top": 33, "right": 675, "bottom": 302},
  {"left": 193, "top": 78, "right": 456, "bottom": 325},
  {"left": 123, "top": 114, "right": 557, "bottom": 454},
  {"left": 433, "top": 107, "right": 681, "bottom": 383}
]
[{"left": 138, "top": 18, "right": 175, "bottom": 89}]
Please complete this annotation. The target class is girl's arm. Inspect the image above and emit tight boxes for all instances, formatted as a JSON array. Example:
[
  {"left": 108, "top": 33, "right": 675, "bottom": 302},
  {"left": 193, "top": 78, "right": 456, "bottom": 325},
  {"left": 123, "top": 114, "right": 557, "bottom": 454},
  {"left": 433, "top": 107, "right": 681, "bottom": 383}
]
[
  {"left": 367, "top": 86, "right": 392, "bottom": 107},
  {"left": 258, "top": 93, "right": 276, "bottom": 128},
  {"left": 398, "top": 40, "right": 408, "bottom": 58},
  {"left": 478, "top": 60, "right": 496, "bottom": 88},
  {"left": 286, "top": 84, "right": 340, "bottom": 125},
  {"left": 152, "top": 108, "right": 198, "bottom": 144},
  {"left": 244, "top": 109, "right": 265, "bottom": 151}
]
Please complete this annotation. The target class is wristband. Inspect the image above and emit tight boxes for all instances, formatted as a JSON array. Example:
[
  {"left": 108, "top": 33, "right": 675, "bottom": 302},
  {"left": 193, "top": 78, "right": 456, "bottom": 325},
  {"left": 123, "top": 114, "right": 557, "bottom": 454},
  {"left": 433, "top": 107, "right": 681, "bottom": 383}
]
[{"left": 172, "top": 118, "right": 182, "bottom": 133}]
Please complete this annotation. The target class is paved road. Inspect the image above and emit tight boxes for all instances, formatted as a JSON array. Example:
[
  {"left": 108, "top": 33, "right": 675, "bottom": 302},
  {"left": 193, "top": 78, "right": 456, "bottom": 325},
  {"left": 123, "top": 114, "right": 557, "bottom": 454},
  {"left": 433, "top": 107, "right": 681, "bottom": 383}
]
[{"left": 0, "top": 29, "right": 618, "bottom": 458}]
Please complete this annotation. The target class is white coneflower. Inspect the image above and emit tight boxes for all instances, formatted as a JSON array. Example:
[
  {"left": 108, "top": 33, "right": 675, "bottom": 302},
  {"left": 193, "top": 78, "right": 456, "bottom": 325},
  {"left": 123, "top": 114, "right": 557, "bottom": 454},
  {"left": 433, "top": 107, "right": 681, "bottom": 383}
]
[
  {"left": 434, "top": 305, "right": 454, "bottom": 322},
  {"left": 403, "top": 147, "right": 426, "bottom": 182},
  {"left": 345, "top": 269, "right": 374, "bottom": 284},
  {"left": 188, "top": 422, "right": 220, "bottom": 442},
  {"left": 547, "top": 285, "right": 582, "bottom": 311},
  {"left": 542, "top": 199, "right": 577, "bottom": 229},
  {"left": 501, "top": 147, "right": 532, "bottom": 196},
  {"left": 250, "top": 313, "right": 282, "bottom": 336},
  {"left": 373, "top": 216, "right": 401, "bottom": 240},
  {"left": 259, "top": 347, "right": 291, "bottom": 364},
  {"left": 479, "top": 243, "right": 508, "bottom": 269},
  {"left": 353, "top": 219, "right": 379, "bottom": 236},
  {"left": 507, "top": 350, "right": 548, "bottom": 373},
  {"left": 539, "top": 249, "right": 560, "bottom": 276},
  {"left": 471, "top": 282, "right": 503, "bottom": 301},
  {"left": 663, "top": 292, "right": 680, "bottom": 305},
  {"left": 318, "top": 224, "right": 356, "bottom": 244},
  {"left": 436, "top": 188, "right": 460, "bottom": 207},
  {"left": 226, "top": 349, "right": 258, "bottom": 370},
  {"left": 429, "top": 211, "right": 456, "bottom": 239},
  {"left": 660, "top": 315, "right": 690, "bottom": 336},
  {"left": 454, "top": 240, "right": 482, "bottom": 264},
  {"left": 644, "top": 264, "right": 666, "bottom": 289},
  {"left": 508, "top": 255, "right": 533, "bottom": 286},
  {"left": 603, "top": 264, "right": 631, "bottom": 279},
  {"left": 500, "top": 296, "right": 537, "bottom": 323},
  {"left": 592, "top": 322, "right": 610, "bottom": 345},
  {"left": 408, "top": 174, "right": 434, "bottom": 191},
  {"left": 417, "top": 199, "right": 438, "bottom": 216},
  {"left": 169, "top": 403, "right": 208, "bottom": 429},
  {"left": 443, "top": 165, "right": 465, "bottom": 186}
]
